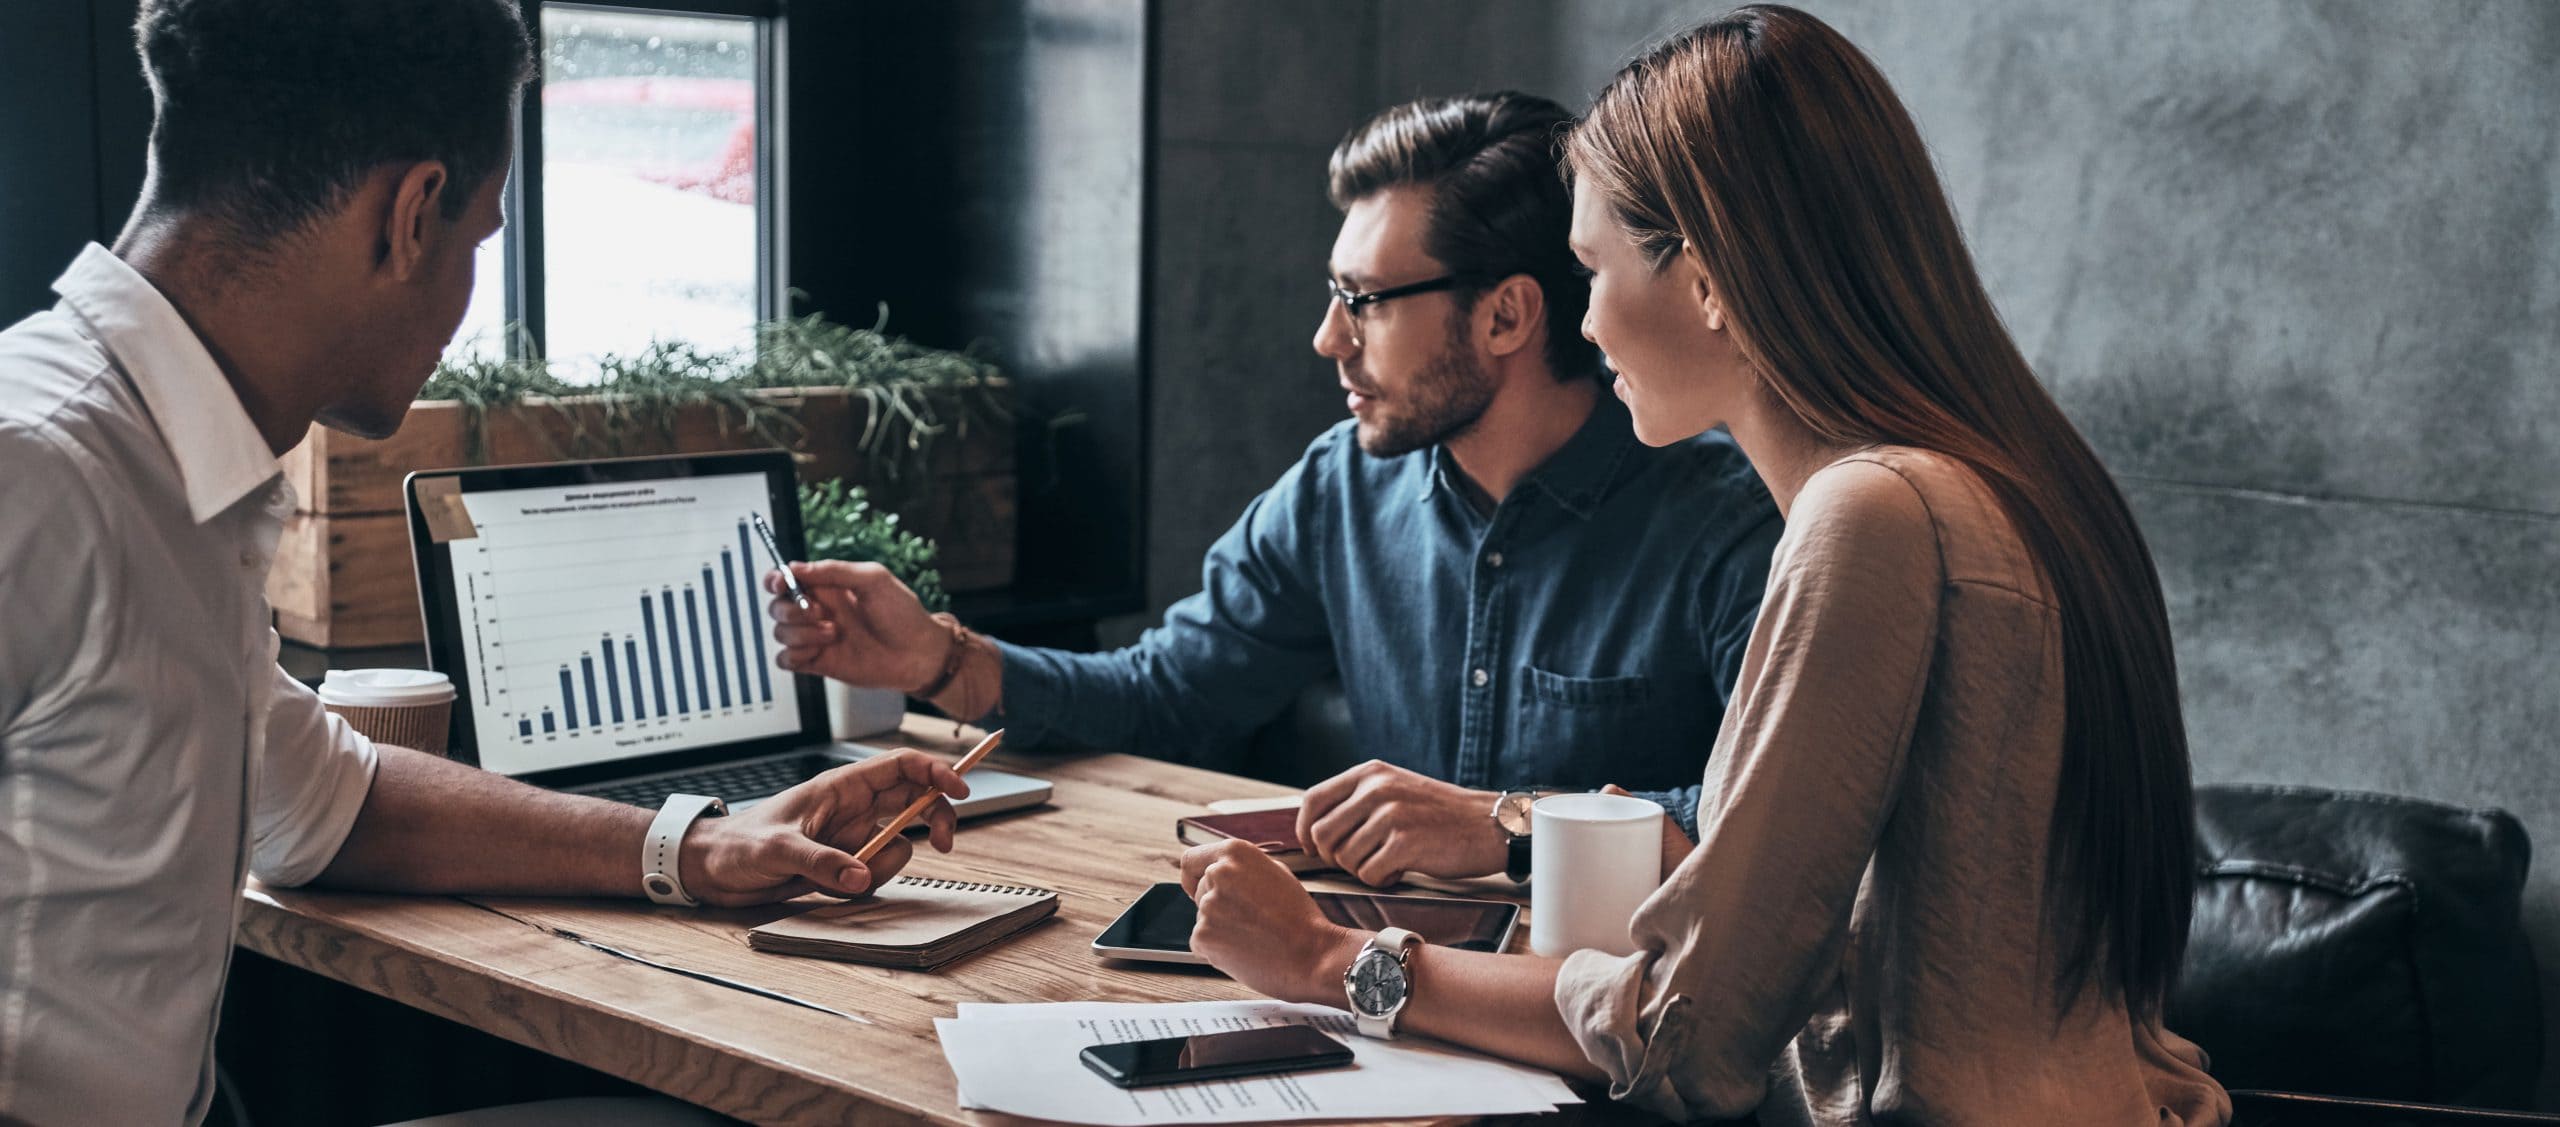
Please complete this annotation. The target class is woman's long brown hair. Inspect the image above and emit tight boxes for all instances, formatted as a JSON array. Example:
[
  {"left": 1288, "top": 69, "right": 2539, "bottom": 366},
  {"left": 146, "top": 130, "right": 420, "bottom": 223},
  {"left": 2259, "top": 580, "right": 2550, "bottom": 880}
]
[{"left": 1569, "top": 5, "right": 2194, "bottom": 1020}]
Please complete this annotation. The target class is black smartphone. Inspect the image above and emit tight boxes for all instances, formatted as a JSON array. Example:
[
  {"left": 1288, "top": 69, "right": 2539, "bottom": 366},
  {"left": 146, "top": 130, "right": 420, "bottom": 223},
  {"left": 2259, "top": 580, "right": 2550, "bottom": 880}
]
[{"left": 1078, "top": 1025, "right": 1355, "bottom": 1088}]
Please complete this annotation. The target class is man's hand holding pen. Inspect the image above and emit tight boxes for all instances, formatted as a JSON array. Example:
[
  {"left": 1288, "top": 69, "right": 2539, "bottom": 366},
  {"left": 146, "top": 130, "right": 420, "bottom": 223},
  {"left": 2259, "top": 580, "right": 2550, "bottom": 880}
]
[
  {"left": 763, "top": 561, "right": 950, "bottom": 693},
  {"left": 678, "top": 749, "right": 970, "bottom": 907}
]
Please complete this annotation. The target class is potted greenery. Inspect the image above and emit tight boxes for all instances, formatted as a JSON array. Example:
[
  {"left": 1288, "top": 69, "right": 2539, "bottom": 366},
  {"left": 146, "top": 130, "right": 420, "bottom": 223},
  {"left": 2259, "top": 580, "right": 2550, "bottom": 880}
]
[
  {"left": 270, "top": 307, "right": 1019, "bottom": 649},
  {"left": 798, "top": 478, "right": 948, "bottom": 739}
]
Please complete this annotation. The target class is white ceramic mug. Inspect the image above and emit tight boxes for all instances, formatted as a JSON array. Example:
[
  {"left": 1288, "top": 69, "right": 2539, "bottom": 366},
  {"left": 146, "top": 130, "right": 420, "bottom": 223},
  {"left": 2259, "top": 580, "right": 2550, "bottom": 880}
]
[
  {"left": 825, "top": 680, "right": 909, "bottom": 740},
  {"left": 317, "top": 668, "right": 457, "bottom": 754},
  {"left": 1528, "top": 792, "right": 1667, "bottom": 957}
]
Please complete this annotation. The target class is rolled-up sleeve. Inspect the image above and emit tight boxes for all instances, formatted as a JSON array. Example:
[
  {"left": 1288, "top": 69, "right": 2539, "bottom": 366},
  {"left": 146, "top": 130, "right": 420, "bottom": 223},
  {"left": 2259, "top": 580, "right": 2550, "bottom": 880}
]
[
  {"left": 247, "top": 656, "right": 379, "bottom": 886},
  {"left": 1552, "top": 461, "right": 1942, "bottom": 1120}
]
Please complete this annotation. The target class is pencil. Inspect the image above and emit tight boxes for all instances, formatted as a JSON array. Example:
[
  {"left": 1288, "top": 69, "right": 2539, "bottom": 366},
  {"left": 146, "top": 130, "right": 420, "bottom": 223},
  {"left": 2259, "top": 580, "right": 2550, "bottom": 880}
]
[{"left": 852, "top": 729, "right": 1005, "bottom": 863}]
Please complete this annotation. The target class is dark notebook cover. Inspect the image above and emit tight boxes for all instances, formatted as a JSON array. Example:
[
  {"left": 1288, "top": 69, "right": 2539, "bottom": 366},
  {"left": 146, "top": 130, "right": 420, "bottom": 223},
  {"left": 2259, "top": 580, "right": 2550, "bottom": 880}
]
[{"left": 1175, "top": 808, "right": 1334, "bottom": 874}]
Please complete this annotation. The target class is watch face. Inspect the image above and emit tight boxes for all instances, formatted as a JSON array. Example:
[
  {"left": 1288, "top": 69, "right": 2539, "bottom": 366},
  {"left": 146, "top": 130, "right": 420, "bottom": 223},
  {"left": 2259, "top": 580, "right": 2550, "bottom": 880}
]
[
  {"left": 1347, "top": 949, "right": 1408, "bottom": 1016},
  {"left": 1495, "top": 793, "right": 1534, "bottom": 837}
]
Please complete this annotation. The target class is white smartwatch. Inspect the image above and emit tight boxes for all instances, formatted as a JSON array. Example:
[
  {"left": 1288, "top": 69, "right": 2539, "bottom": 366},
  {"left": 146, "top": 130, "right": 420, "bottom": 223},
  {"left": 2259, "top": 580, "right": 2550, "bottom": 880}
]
[
  {"left": 1343, "top": 926, "right": 1422, "bottom": 1039},
  {"left": 641, "top": 793, "right": 728, "bottom": 907}
]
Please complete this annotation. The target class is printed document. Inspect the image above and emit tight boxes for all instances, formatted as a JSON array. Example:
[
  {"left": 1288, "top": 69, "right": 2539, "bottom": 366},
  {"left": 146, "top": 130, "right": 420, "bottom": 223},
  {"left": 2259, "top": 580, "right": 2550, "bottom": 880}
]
[{"left": 937, "top": 999, "right": 1577, "bottom": 1124}]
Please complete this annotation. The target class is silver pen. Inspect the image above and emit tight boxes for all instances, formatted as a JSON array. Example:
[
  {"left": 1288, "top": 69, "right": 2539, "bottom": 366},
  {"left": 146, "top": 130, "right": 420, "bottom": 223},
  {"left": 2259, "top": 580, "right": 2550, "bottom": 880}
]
[{"left": 749, "top": 512, "right": 814, "bottom": 613}]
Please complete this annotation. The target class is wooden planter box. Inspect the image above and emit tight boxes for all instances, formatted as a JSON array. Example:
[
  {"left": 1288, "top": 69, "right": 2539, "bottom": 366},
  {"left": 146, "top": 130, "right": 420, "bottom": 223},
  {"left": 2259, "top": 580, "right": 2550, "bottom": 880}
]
[{"left": 271, "top": 388, "right": 1015, "bottom": 648}]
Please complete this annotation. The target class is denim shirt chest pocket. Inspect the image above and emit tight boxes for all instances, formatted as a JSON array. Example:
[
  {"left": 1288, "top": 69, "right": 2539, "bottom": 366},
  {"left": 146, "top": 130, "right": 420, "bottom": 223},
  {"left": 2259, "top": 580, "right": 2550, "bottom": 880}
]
[{"left": 1507, "top": 664, "right": 1717, "bottom": 792}]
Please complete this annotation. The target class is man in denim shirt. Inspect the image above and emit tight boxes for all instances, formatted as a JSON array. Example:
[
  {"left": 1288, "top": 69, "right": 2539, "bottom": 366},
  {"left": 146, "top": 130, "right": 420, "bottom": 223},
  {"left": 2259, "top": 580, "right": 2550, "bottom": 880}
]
[{"left": 771, "top": 93, "right": 1779, "bottom": 886}]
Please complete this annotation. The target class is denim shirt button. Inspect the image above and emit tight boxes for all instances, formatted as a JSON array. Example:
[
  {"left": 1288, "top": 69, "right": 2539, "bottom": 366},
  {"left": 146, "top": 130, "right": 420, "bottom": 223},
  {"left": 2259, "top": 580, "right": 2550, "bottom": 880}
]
[
  {"left": 1470, "top": 667, "right": 1490, "bottom": 688},
  {"left": 1484, "top": 551, "right": 1505, "bottom": 569}
]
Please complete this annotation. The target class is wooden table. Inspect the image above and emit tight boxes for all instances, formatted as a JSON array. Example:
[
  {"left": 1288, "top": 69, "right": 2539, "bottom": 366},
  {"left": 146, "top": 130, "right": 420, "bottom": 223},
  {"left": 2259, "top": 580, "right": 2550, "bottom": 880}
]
[{"left": 236, "top": 716, "right": 1560, "bottom": 1127}]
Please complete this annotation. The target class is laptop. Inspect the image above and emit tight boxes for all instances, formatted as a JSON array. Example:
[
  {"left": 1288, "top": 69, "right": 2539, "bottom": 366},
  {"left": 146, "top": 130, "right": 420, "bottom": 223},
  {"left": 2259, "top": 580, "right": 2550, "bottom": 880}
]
[{"left": 404, "top": 450, "right": 1051, "bottom": 819}]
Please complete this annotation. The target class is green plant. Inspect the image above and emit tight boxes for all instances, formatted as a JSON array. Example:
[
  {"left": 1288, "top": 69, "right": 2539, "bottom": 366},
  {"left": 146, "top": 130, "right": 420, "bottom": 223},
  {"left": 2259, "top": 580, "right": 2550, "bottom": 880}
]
[
  {"left": 754, "top": 301, "right": 1012, "bottom": 488},
  {"left": 418, "top": 305, "right": 1013, "bottom": 490},
  {"left": 798, "top": 479, "right": 947, "bottom": 613},
  {"left": 591, "top": 339, "right": 806, "bottom": 455},
  {"left": 416, "top": 329, "right": 576, "bottom": 463}
]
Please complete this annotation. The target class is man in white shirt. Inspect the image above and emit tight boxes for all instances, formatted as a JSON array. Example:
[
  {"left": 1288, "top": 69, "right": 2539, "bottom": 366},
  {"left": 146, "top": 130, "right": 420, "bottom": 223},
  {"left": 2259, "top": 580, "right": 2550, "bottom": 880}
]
[{"left": 0, "top": 3, "right": 968, "bottom": 1124}]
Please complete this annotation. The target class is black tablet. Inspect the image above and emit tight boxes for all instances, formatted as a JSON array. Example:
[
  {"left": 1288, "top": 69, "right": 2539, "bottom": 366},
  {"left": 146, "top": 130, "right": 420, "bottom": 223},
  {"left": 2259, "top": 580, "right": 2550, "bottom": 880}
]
[{"left": 1091, "top": 881, "right": 1520, "bottom": 965}]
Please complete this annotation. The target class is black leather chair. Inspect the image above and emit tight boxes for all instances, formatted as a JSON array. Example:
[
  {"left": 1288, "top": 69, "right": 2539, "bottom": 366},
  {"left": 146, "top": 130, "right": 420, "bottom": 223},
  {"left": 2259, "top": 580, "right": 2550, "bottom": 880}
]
[
  {"left": 2177, "top": 784, "right": 2541, "bottom": 1110},
  {"left": 2227, "top": 1089, "right": 2560, "bottom": 1125},
  {"left": 1252, "top": 682, "right": 2551, "bottom": 1119}
]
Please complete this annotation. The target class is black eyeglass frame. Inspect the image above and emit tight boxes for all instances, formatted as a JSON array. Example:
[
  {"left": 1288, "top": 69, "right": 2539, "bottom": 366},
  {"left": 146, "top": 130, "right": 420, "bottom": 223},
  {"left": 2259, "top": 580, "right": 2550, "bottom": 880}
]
[{"left": 1325, "top": 273, "right": 1493, "bottom": 317}]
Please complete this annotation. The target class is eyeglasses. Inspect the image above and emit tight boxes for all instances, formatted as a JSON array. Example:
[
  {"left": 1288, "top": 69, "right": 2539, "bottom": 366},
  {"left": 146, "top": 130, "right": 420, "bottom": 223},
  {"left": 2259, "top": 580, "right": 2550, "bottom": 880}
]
[{"left": 1324, "top": 273, "right": 1483, "bottom": 321}]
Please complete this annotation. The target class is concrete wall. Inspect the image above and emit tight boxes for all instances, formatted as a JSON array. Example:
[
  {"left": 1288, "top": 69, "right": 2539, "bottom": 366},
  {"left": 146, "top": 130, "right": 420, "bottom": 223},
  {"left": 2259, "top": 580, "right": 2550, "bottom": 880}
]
[
  {"left": 1145, "top": 0, "right": 2560, "bottom": 1102},
  {"left": 1136, "top": 1, "right": 1567, "bottom": 646},
  {"left": 1139, "top": 3, "right": 1363, "bottom": 642}
]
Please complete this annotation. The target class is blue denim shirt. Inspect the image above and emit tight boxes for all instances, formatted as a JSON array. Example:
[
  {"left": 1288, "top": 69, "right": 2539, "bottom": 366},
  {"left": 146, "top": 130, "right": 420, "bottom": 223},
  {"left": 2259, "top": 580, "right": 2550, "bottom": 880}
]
[{"left": 997, "top": 393, "right": 1780, "bottom": 839}]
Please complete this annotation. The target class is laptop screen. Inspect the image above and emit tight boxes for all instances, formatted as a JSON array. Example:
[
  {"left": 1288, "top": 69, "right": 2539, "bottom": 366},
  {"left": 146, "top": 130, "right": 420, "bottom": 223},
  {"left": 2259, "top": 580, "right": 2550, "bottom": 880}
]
[{"left": 412, "top": 454, "right": 815, "bottom": 779}]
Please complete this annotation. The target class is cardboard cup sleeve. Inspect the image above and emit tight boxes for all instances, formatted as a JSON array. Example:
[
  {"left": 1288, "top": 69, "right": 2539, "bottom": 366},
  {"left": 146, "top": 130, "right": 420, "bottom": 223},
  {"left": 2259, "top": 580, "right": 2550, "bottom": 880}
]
[{"left": 323, "top": 701, "right": 454, "bottom": 755}]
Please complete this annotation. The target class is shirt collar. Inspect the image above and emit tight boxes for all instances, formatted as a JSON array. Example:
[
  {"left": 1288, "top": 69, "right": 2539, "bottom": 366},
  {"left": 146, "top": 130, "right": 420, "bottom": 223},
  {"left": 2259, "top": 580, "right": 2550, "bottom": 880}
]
[
  {"left": 1410, "top": 390, "right": 1637, "bottom": 521},
  {"left": 1522, "top": 391, "right": 1638, "bottom": 519},
  {"left": 54, "top": 243, "right": 281, "bottom": 524}
]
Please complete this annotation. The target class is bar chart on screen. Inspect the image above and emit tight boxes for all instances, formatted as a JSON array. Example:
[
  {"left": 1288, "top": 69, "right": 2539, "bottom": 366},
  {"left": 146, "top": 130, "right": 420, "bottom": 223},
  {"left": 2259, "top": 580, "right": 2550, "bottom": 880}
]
[{"left": 447, "top": 472, "right": 803, "bottom": 775}]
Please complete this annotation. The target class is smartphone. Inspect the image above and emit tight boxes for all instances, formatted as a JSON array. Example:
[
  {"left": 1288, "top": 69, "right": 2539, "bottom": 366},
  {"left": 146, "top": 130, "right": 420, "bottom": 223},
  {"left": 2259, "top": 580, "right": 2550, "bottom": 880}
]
[
  {"left": 1078, "top": 1025, "right": 1356, "bottom": 1088},
  {"left": 1091, "top": 881, "right": 1519, "bottom": 965}
]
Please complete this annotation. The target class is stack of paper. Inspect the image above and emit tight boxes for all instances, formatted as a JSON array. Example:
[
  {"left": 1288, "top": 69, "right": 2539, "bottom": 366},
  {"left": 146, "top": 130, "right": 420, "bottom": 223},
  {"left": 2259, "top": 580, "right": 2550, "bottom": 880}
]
[{"left": 936, "top": 1000, "right": 1581, "bottom": 1124}]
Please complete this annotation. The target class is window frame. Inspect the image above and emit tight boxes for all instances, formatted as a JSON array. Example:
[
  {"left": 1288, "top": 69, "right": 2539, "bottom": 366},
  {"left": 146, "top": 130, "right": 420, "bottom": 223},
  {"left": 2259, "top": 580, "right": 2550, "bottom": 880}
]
[{"left": 497, "top": 0, "right": 785, "bottom": 364}]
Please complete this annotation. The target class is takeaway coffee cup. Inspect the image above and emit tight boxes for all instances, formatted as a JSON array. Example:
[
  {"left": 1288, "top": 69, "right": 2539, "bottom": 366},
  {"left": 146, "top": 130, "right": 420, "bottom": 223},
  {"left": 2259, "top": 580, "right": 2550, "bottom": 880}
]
[
  {"left": 318, "top": 669, "right": 457, "bottom": 755},
  {"left": 1528, "top": 792, "right": 1667, "bottom": 957}
]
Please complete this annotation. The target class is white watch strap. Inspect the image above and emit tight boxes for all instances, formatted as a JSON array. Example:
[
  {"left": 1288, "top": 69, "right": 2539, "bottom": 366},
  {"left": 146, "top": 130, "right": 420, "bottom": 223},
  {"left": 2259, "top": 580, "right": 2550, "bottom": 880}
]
[
  {"left": 1352, "top": 927, "right": 1423, "bottom": 1039},
  {"left": 641, "top": 793, "right": 727, "bottom": 907}
]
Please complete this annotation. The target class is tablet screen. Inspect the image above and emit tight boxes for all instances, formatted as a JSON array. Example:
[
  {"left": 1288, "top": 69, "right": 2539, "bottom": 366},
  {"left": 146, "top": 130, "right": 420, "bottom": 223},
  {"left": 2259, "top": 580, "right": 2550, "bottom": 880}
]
[
  {"left": 1313, "top": 889, "right": 1515, "bottom": 952},
  {"left": 1095, "top": 882, "right": 1518, "bottom": 956}
]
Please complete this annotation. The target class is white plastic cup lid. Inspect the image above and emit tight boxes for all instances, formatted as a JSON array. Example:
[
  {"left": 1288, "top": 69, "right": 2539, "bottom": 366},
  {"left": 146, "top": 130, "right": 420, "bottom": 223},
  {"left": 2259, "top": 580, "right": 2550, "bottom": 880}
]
[{"left": 318, "top": 668, "right": 455, "bottom": 708}]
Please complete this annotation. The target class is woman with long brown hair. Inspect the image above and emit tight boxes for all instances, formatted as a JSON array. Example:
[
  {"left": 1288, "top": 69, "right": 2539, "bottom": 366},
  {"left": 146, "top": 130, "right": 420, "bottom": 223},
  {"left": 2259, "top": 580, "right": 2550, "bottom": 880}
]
[{"left": 1179, "top": 5, "right": 2231, "bottom": 1123}]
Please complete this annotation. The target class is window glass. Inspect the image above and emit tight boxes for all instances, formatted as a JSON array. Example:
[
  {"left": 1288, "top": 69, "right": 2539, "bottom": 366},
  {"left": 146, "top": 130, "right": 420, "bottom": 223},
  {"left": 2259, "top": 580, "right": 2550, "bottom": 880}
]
[
  {"left": 540, "top": 6, "right": 760, "bottom": 377},
  {"left": 443, "top": 201, "right": 511, "bottom": 365}
]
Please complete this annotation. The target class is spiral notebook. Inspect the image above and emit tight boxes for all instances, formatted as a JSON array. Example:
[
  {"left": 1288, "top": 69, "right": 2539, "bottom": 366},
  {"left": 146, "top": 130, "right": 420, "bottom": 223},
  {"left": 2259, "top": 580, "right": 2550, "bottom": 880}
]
[{"left": 748, "top": 876, "right": 1060, "bottom": 970}]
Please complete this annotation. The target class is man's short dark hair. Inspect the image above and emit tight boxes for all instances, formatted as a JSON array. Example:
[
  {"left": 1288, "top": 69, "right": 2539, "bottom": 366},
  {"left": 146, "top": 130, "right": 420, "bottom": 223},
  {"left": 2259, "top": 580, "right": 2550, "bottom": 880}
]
[
  {"left": 1327, "top": 92, "right": 1600, "bottom": 382},
  {"left": 136, "top": 0, "right": 536, "bottom": 242}
]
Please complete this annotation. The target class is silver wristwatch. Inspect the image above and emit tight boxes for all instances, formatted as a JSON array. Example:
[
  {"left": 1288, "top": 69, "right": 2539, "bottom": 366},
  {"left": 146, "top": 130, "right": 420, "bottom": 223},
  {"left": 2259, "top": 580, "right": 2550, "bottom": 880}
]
[
  {"left": 1493, "top": 789, "right": 1540, "bottom": 882},
  {"left": 641, "top": 793, "right": 727, "bottom": 907},
  {"left": 1343, "top": 926, "right": 1422, "bottom": 1038}
]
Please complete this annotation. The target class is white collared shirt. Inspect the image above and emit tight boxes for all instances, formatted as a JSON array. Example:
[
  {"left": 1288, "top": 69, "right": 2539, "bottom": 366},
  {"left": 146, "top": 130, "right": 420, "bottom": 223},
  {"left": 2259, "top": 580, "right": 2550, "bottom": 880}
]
[{"left": 0, "top": 244, "right": 381, "bottom": 1126}]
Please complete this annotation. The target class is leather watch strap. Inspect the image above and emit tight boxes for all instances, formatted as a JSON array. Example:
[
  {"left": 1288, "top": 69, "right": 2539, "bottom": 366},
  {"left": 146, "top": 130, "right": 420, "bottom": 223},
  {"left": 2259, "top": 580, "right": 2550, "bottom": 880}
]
[{"left": 1494, "top": 789, "right": 1537, "bottom": 882}]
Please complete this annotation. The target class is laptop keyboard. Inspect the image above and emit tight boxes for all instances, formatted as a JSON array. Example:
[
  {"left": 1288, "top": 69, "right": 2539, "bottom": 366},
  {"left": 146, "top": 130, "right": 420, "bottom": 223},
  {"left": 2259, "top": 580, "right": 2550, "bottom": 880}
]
[{"left": 577, "top": 753, "right": 838, "bottom": 809}]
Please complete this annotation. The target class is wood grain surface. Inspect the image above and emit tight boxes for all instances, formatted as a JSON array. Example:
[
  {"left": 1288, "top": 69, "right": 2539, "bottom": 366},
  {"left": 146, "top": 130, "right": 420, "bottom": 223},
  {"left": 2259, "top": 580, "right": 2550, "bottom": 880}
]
[{"left": 238, "top": 716, "right": 1596, "bottom": 1127}]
